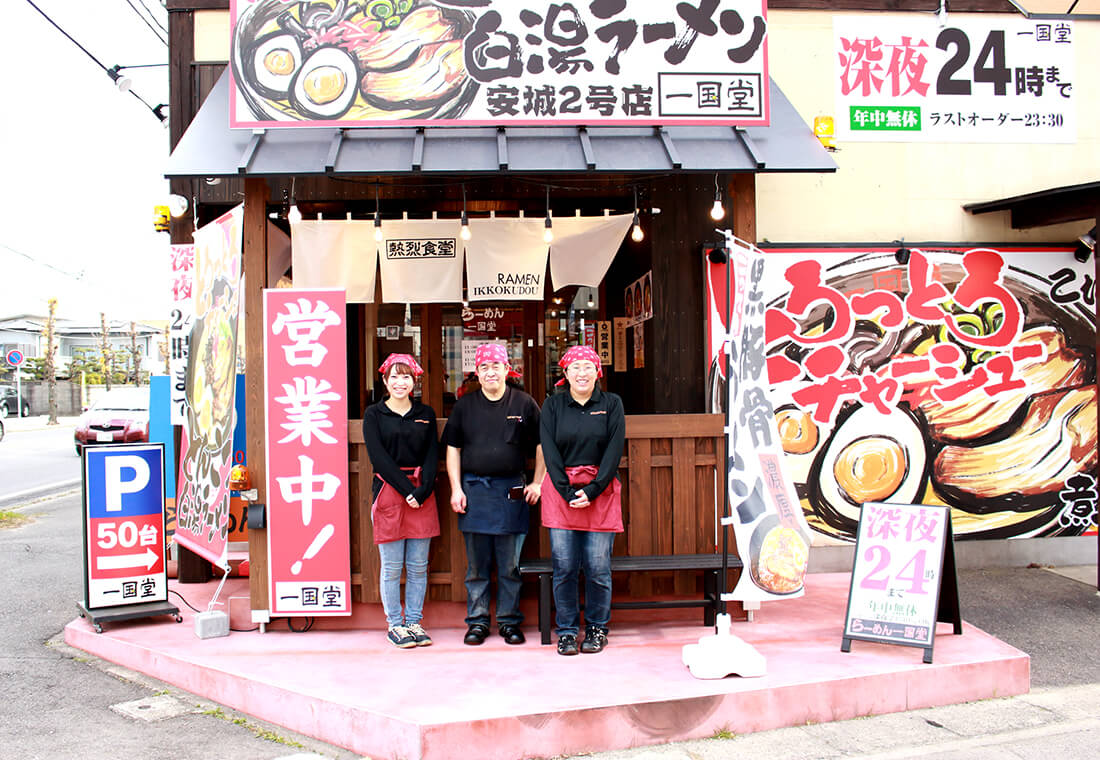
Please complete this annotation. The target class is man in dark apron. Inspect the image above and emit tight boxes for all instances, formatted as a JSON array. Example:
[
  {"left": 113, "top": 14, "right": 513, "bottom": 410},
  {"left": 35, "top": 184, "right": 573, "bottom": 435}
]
[{"left": 444, "top": 343, "right": 545, "bottom": 646}]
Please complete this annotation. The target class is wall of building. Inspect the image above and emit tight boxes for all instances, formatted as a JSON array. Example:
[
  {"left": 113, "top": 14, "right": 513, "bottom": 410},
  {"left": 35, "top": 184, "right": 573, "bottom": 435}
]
[{"left": 758, "top": 11, "right": 1098, "bottom": 244}]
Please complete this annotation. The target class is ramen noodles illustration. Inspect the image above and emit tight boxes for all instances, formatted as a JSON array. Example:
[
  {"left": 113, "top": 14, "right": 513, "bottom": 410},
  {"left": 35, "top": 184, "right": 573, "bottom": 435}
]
[
  {"left": 766, "top": 250, "right": 1097, "bottom": 542},
  {"left": 750, "top": 517, "right": 810, "bottom": 594},
  {"left": 232, "top": 0, "right": 478, "bottom": 122}
]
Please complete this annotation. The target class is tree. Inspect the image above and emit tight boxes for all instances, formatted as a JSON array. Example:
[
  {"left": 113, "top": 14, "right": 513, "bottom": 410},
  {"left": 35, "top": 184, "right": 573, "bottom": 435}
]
[
  {"left": 99, "top": 312, "right": 112, "bottom": 392},
  {"left": 46, "top": 299, "right": 58, "bottom": 424},
  {"left": 129, "top": 321, "right": 142, "bottom": 385}
]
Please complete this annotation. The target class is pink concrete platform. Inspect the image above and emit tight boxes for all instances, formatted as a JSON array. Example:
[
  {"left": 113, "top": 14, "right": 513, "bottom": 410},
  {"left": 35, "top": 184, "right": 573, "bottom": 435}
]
[{"left": 65, "top": 573, "right": 1028, "bottom": 760}]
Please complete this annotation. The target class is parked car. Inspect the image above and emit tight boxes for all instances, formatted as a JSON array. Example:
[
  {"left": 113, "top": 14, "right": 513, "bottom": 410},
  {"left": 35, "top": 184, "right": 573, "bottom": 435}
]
[
  {"left": 74, "top": 387, "right": 150, "bottom": 455},
  {"left": 0, "top": 385, "right": 30, "bottom": 418}
]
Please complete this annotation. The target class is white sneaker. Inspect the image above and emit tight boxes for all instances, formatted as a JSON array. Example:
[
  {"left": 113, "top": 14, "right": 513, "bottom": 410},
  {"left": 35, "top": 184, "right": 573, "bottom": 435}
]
[
  {"left": 406, "top": 623, "right": 432, "bottom": 647},
  {"left": 387, "top": 625, "right": 416, "bottom": 648}
]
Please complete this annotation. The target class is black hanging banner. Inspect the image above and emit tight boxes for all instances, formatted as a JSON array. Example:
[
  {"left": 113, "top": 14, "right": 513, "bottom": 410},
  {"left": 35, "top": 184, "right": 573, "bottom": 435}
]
[{"left": 841, "top": 502, "right": 961, "bottom": 664}]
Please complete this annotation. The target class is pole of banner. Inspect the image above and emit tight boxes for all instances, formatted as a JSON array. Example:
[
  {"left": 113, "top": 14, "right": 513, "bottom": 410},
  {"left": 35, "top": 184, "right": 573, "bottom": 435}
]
[
  {"left": 682, "top": 234, "right": 767, "bottom": 679},
  {"left": 708, "top": 241, "right": 732, "bottom": 619}
]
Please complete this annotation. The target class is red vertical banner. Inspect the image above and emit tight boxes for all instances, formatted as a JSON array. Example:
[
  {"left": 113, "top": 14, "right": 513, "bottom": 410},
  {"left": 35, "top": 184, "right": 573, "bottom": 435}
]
[{"left": 264, "top": 289, "right": 351, "bottom": 616}]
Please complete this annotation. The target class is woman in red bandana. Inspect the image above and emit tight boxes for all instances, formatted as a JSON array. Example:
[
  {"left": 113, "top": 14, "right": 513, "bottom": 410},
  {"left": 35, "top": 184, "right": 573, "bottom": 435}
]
[
  {"left": 362, "top": 354, "right": 440, "bottom": 649},
  {"left": 539, "top": 345, "right": 625, "bottom": 655}
]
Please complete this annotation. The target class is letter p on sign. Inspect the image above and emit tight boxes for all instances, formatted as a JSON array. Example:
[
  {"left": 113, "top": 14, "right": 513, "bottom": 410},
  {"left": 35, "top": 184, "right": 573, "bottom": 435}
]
[{"left": 105, "top": 456, "right": 151, "bottom": 512}]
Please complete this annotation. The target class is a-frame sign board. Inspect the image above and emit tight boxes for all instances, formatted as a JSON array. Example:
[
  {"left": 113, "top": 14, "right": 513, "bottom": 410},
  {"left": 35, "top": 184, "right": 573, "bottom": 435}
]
[{"left": 841, "top": 503, "right": 962, "bottom": 664}]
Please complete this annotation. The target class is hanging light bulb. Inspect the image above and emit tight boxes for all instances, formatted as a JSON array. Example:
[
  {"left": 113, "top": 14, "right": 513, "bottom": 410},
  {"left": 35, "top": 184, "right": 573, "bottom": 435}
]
[
  {"left": 587, "top": 289, "right": 595, "bottom": 308},
  {"left": 373, "top": 184, "right": 383, "bottom": 241},
  {"left": 630, "top": 187, "right": 644, "bottom": 241},
  {"left": 460, "top": 184, "right": 471, "bottom": 240},
  {"left": 288, "top": 178, "right": 302, "bottom": 223},
  {"left": 543, "top": 186, "right": 553, "bottom": 243},
  {"left": 709, "top": 173, "right": 725, "bottom": 221}
]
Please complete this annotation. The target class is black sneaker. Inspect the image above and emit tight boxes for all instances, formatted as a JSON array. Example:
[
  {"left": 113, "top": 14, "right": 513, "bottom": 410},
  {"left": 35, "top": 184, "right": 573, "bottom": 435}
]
[
  {"left": 406, "top": 623, "right": 432, "bottom": 647},
  {"left": 580, "top": 626, "right": 607, "bottom": 654},
  {"left": 387, "top": 625, "right": 416, "bottom": 649},
  {"left": 557, "top": 634, "right": 579, "bottom": 656}
]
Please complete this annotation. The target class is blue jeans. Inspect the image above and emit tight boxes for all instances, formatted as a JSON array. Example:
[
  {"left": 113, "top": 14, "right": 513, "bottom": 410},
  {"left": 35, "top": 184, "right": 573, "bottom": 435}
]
[
  {"left": 550, "top": 528, "right": 615, "bottom": 637},
  {"left": 378, "top": 538, "right": 431, "bottom": 628},
  {"left": 463, "top": 532, "right": 525, "bottom": 628}
]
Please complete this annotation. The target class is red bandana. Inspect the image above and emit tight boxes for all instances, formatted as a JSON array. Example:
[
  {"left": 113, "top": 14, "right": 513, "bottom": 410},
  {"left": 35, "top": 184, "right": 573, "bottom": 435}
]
[
  {"left": 474, "top": 343, "right": 521, "bottom": 379},
  {"left": 556, "top": 345, "right": 602, "bottom": 386},
  {"left": 379, "top": 353, "right": 423, "bottom": 377}
]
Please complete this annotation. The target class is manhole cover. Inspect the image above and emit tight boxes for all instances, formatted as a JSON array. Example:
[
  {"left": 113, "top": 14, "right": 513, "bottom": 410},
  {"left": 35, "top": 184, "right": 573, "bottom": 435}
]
[{"left": 110, "top": 695, "right": 192, "bottom": 722}]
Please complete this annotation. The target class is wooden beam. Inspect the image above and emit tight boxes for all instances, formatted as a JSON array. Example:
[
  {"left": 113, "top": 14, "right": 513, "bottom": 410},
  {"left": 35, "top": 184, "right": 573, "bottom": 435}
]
[
  {"left": 242, "top": 177, "right": 269, "bottom": 613},
  {"left": 730, "top": 173, "right": 757, "bottom": 246}
]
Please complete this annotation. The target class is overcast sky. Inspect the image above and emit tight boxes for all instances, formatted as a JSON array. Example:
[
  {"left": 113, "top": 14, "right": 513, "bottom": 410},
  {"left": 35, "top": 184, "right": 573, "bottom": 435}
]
[{"left": 1, "top": 1, "right": 172, "bottom": 324}]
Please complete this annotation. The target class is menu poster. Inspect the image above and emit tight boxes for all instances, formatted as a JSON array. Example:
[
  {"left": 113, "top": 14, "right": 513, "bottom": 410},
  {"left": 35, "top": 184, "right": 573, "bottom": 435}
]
[{"left": 842, "top": 502, "right": 961, "bottom": 663}]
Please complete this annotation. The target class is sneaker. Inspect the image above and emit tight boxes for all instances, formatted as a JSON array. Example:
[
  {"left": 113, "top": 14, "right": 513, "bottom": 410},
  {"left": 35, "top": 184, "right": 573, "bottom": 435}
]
[
  {"left": 580, "top": 626, "right": 608, "bottom": 654},
  {"left": 387, "top": 625, "right": 416, "bottom": 649},
  {"left": 406, "top": 623, "right": 432, "bottom": 647},
  {"left": 557, "top": 634, "right": 579, "bottom": 656}
]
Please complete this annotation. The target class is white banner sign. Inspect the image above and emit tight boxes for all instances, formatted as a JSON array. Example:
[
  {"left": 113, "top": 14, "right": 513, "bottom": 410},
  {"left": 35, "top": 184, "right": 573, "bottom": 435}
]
[
  {"left": 834, "top": 16, "right": 1074, "bottom": 143},
  {"left": 550, "top": 214, "right": 634, "bottom": 289},
  {"left": 230, "top": 0, "right": 770, "bottom": 128},
  {"left": 378, "top": 220, "right": 465, "bottom": 304},
  {"left": 466, "top": 219, "right": 548, "bottom": 301},
  {"left": 291, "top": 220, "right": 378, "bottom": 302}
]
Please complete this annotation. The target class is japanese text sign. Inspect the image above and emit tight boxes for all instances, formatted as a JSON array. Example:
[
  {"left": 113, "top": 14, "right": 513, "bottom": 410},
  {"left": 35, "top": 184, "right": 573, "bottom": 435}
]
[
  {"left": 169, "top": 244, "right": 195, "bottom": 425},
  {"left": 843, "top": 502, "right": 949, "bottom": 650},
  {"left": 264, "top": 289, "right": 352, "bottom": 616},
  {"left": 719, "top": 236, "right": 813, "bottom": 603},
  {"left": 82, "top": 444, "right": 168, "bottom": 610},
  {"left": 230, "top": 0, "right": 769, "bottom": 128},
  {"left": 834, "top": 16, "right": 1074, "bottom": 143}
]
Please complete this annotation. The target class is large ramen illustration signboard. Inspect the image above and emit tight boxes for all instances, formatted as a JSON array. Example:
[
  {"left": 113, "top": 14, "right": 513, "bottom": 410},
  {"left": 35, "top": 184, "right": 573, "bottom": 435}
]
[
  {"left": 744, "top": 247, "right": 1097, "bottom": 544},
  {"left": 228, "top": 0, "right": 771, "bottom": 128}
]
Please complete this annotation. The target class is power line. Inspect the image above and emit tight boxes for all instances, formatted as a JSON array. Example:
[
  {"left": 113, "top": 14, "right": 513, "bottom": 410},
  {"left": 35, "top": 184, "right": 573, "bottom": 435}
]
[
  {"left": 136, "top": 0, "right": 169, "bottom": 37},
  {"left": 123, "top": 0, "right": 168, "bottom": 46},
  {"left": 22, "top": 0, "right": 167, "bottom": 124},
  {"left": 0, "top": 242, "right": 85, "bottom": 281}
]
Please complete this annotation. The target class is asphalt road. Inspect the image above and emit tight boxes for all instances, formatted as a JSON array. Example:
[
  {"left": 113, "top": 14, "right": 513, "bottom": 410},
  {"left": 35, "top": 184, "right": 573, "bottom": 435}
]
[
  {"left": 0, "top": 490, "right": 358, "bottom": 760},
  {"left": 0, "top": 419, "right": 81, "bottom": 506}
]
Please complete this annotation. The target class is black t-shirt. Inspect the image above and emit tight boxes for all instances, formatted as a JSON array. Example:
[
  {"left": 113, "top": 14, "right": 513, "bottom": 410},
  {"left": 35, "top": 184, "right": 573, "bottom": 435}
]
[
  {"left": 540, "top": 386, "right": 625, "bottom": 501},
  {"left": 362, "top": 399, "right": 439, "bottom": 503},
  {"left": 442, "top": 387, "right": 540, "bottom": 476}
]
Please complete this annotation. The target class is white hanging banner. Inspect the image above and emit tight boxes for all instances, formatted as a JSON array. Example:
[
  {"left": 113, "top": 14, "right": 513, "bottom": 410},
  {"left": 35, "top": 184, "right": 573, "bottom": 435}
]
[
  {"left": 291, "top": 220, "right": 377, "bottom": 303},
  {"left": 378, "top": 220, "right": 464, "bottom": 304},
  {"left": 550, "top": 214, "right": 633, "bottom": 289},
  {"left": 466, "top": 219, "right": 549, "bottom": 301}
]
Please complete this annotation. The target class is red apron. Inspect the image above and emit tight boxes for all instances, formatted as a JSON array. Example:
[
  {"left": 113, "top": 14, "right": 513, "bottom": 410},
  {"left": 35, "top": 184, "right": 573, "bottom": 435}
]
[
  {"left": 540, "top": 466, "right": 623, "bottom": 532},
  {"left": 371, "top": 468, "right": 440, "bottom": 544}
]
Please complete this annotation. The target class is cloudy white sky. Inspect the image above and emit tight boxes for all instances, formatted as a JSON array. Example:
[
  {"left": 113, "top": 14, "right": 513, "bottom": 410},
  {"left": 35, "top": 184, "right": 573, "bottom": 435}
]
[{"left": 1, "top": 1, "right": 173, "bottom": 323}]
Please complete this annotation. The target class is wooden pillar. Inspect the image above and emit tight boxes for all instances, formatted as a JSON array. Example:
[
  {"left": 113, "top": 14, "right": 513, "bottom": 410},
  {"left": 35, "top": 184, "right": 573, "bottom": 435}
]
[
  {"left": 243, "top": 178, "right": 270, "bottom": 612},
  {"left": 729, "top": 173, "right": 757, "bottom": 246}
]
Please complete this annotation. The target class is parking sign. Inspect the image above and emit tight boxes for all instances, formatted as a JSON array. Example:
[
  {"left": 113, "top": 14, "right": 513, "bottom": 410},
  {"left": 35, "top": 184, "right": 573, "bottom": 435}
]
[{"left": 82, "top": 444, "right": 168, "bottom": 610}]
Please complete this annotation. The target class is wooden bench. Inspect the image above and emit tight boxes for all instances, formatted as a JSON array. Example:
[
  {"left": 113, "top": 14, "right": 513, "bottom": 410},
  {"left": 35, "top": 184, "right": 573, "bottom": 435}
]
[{"left": 519, "top": 553, "right": 743, "bottom": 645}]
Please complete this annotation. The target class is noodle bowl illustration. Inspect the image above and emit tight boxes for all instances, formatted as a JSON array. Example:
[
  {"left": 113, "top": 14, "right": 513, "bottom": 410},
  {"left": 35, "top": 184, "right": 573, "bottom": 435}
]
[{"left": 232, "top": 1, "right": 478, "bottom": 122}]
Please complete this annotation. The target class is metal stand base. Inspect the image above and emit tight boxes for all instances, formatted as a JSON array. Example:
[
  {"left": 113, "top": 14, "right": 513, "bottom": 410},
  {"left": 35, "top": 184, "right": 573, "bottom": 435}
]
[{"left": 77, "top": 601, "right": 182, "bottom": 634}]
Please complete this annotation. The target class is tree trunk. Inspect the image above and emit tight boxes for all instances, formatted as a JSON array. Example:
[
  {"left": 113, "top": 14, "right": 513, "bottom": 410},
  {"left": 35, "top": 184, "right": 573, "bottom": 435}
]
[
  {"left": 99, "top": 312, "right": 112, "bottom": 392},
  {"left": 46, "top": 299, "right": 58, "bottom": 424},
  {"left": 129, "top": 321, "right": 141, "bottom": 384}
]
